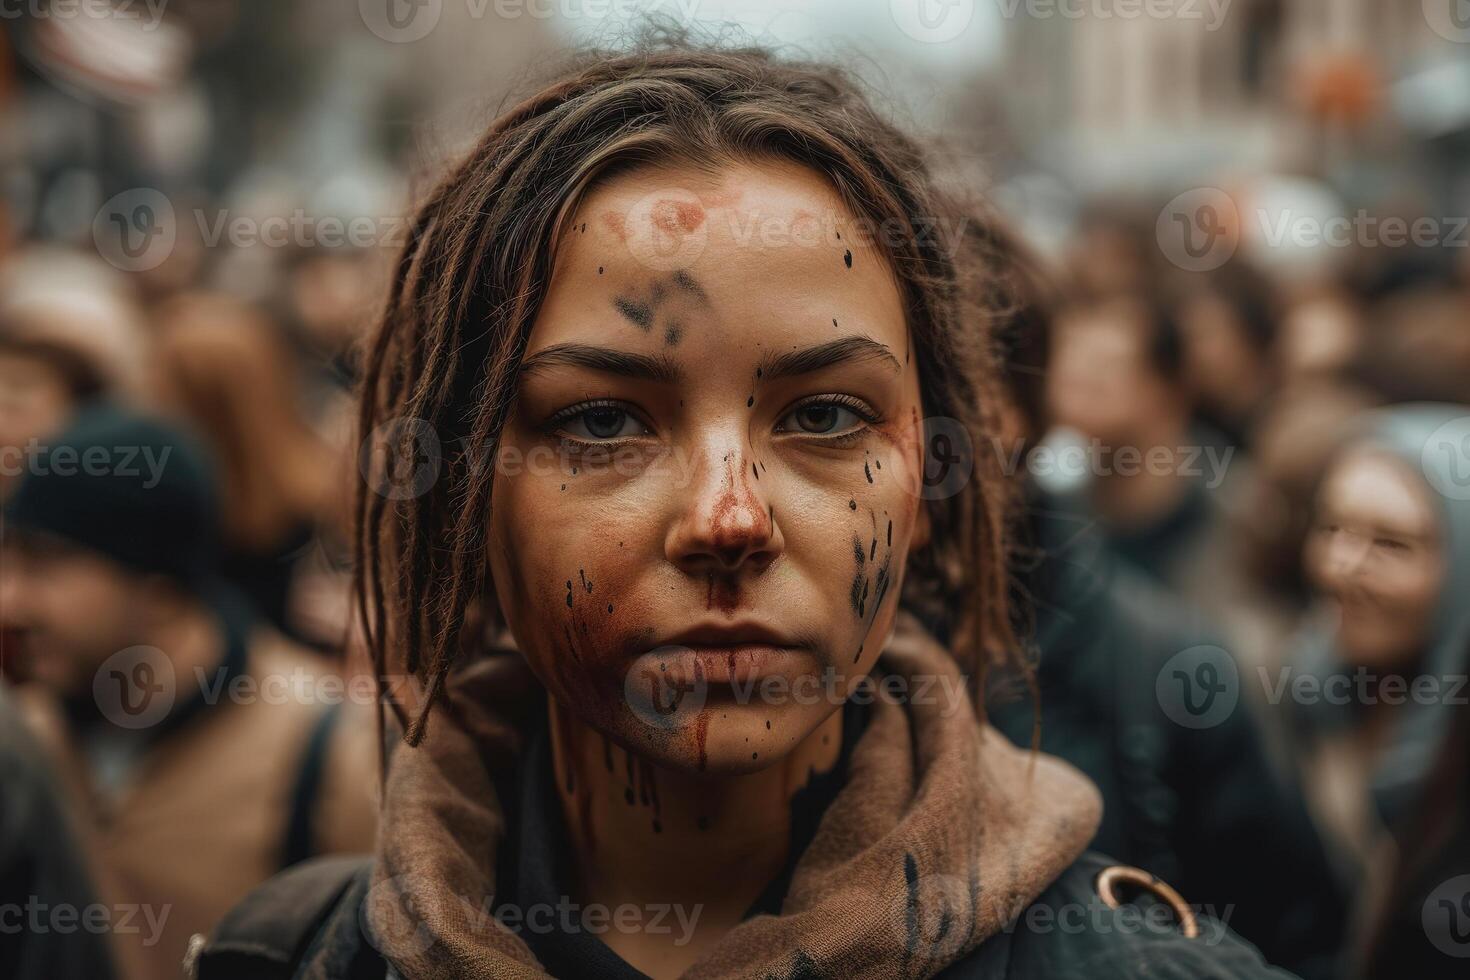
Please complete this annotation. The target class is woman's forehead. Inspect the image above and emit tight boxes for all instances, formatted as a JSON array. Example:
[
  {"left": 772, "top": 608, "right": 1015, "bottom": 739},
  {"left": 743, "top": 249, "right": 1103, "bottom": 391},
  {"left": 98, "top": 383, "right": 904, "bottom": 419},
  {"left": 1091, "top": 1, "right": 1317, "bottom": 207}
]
[
  {"left": 1323, "top": 448, "right": 1440, "bottom": 537},
  {"left": 531, "top": 160, "right": 909, "bottom": 362}
]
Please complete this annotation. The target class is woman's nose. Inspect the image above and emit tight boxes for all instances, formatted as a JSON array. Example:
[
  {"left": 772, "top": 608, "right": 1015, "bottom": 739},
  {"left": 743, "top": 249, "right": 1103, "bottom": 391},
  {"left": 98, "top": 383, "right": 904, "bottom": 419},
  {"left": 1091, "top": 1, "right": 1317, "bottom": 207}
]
[
  {"left": 664, "top": 445, "right": 781, "bottom": 575},
  {"left": 1322, "top": 528, "right": 1372, "bottom": 584}
]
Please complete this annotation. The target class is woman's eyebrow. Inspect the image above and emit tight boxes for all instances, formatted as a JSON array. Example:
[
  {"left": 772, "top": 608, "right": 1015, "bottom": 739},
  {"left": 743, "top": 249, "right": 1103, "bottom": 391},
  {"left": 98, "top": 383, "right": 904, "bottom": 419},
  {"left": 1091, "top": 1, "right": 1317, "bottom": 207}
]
[
  {"left": 519, "top": 343, "right": 683, "bottom": 383},
  {"left": 759, "top": 336, "right": 901, "bottom": 380}
]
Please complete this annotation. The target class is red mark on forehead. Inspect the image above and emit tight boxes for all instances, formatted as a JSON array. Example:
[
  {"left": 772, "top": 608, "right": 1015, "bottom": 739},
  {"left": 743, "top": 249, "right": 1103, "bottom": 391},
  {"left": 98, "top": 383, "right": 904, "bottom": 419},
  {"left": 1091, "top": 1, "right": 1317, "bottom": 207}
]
[
  {"left": 601, "top": 211, "right": 627, "bottom": 242},
  {"left": 651, "top": 199, "right": 705, "bottom": 235}
]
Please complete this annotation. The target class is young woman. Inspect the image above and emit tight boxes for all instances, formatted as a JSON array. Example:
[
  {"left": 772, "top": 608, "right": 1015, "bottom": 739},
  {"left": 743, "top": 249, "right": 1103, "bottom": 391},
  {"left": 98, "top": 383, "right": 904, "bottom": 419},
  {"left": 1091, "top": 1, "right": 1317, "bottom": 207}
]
[
  {"left": 1287, "top": 403, "right": 1470, "bottom": 973},
  {"left": 194, "top": 41, "right": 1288, "bottom": 980}
]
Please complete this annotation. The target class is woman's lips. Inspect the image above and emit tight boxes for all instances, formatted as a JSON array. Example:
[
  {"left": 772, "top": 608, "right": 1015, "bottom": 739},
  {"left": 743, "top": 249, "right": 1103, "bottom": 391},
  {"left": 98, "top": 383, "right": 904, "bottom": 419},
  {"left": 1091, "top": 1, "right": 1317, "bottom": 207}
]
[{"left": 644, "top": 644, "right": 801, "bottom": 688}]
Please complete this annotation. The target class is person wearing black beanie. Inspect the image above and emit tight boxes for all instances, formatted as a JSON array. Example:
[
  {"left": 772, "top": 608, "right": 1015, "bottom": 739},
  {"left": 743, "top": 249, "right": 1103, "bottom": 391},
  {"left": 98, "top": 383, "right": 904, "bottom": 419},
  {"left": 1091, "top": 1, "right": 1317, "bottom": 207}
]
[{"left": 0, "top": 404, "right": 377, "bottom": 980}]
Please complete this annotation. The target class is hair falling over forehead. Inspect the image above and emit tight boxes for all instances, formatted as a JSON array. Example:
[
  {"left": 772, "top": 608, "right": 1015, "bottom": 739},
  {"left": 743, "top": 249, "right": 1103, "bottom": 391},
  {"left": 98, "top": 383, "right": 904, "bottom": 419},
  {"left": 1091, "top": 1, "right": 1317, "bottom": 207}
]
[{"left": 354, "top": 36, "right": 1025, "bottom": 746}]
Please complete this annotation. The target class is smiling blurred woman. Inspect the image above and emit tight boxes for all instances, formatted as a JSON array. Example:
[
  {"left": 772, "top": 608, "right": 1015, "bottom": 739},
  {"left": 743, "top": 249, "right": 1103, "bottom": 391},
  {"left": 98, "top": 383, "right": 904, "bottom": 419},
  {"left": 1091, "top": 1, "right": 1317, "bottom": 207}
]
[
  {"left": 1287, "top": 403, "right": 1470, "bottom": 974},
  {"left": 192, "top": 39, "right": 1291, "bottom": 980}
]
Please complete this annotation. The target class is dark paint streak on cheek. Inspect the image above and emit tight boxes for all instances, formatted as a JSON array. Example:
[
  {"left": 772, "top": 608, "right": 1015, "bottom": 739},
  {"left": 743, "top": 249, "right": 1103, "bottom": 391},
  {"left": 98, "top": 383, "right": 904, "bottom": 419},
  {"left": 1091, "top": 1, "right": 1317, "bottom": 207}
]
[
  {"left": 864, "top": 460, "right": 873, "bottom": 484},
  {"left": 843, "top": 249, "right": 853, "bottom": 268},
  {"left": 849, "top": 535, "right": 867, "bottom": 617}
]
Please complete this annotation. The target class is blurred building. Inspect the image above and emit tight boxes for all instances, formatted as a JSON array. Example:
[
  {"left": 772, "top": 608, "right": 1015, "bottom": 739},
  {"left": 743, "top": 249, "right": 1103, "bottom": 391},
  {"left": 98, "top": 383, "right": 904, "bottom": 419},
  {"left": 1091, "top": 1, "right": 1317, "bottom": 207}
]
[{"left": 1001, "top": 0, "right": 1470, "bottom": 200}]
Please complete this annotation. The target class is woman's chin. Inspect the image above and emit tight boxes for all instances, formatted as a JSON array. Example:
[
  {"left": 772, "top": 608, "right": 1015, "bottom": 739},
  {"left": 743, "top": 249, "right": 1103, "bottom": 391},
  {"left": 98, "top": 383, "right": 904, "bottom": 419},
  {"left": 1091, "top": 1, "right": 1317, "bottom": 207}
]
[{"left": 613, "top": 704, "right": 825, "bottom": 777}]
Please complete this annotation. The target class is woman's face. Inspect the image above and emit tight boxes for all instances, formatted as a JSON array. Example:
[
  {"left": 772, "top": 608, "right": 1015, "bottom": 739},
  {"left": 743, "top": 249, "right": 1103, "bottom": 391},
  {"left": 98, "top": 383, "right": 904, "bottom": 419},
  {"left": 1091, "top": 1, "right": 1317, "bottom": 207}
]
[
  {"left": 1306, "top": 447, "right": 1446, "bottom": 669},
  {"left": 488, "top": 160, "right": 928, "bottom": 774}
]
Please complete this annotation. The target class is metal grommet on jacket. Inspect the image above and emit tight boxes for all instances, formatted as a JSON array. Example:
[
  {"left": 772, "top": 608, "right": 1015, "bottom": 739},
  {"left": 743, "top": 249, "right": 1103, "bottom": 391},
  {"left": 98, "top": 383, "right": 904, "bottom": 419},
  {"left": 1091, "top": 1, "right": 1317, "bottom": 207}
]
[
  {"left": 1095, "top": 864, "right": 1201, "bottom": 939},
  {"left": 182, "top": 933, "right": 207, "bottom": 978}
]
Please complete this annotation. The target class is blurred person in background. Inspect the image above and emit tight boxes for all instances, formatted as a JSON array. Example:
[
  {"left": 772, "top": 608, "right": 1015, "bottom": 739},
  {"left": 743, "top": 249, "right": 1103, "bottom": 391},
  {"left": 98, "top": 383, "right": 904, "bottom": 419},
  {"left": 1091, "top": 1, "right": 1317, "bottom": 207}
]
[
  {"left": 151, "top": 292, "right": 349, "bottom": 649},
  {"left": 0, "top": 683, "right": 118, "bottom": 980},
  {"left": 1175, "top": 261, "right": 1279, "bottom": 451},
  {"left": 984, "top": 226, "right": 1347, "bottom": 979},
  {"left": 1359, "top": 674, "right": 1470, "bottom": 979},
  {"left": 1276, "top": 284, "right": 1364, "bottom": 385},
  {"left": 1045, "top": 292, "right": 1245, "bottom": 625},
  {"left": 1350, "top": 287, "right": 1470, "bottom": 407},
  {"left": 1238, "top": 381, "right": 1382, "bottom": 617},
  {"left": 1286, "top": 403, "right": 1470, "bottom": 975},
  {"left": 1062, "top": 206, "right": 1153, "bottom": 300},
  {"left": 0, "top": 315, "right": 108, "bottom": 500},
  {"left": 0, "top": 405, "right": 377, "bottom": 980},
  {"left": 0, "top": 247, "right": 150, "bottom": 503},
  {"left": 286, "top": 247, "right": 387, "bottom": 393}
]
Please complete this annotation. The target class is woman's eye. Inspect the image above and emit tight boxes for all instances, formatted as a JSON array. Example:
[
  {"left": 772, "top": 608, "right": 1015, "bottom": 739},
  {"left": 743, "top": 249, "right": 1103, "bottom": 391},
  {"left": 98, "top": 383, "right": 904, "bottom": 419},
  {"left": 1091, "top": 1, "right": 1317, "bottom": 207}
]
[
  {"left": 778, "top": 401, "right": 866, "bottom": 435},
  {"left": 560, "top": 405, "right": 647, "bottom": 440}
]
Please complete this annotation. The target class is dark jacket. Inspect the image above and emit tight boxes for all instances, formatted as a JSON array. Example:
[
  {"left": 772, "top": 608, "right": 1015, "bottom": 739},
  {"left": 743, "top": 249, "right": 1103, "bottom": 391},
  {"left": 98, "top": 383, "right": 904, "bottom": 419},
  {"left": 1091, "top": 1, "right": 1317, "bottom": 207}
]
[
  {"left": 191, "top": 852, "right": 1294, "bottom": 980},
  {"left": 193, "top": 692, "right": 1292, "bottom": 980},
  {"left": 0, "top": 685, "right": 118, "bottom": 980},
  {"left": 987, "top": 493, "right": 1347, "bottom": 979}
]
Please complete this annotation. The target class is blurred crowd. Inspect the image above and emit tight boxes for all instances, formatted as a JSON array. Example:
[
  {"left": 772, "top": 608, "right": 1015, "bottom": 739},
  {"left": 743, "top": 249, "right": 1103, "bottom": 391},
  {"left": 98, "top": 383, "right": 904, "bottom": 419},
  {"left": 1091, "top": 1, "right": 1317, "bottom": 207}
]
[{"left": 2, "top": 3, "right": 1470, "bottom": 980}]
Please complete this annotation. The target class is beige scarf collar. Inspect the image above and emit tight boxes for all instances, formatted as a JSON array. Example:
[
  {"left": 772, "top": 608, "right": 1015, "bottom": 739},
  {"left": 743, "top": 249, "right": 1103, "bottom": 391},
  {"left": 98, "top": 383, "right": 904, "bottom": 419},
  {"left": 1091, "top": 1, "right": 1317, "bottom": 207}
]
[{"left": 363, "top": 621, "right": 1101, "bottom": 979}]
